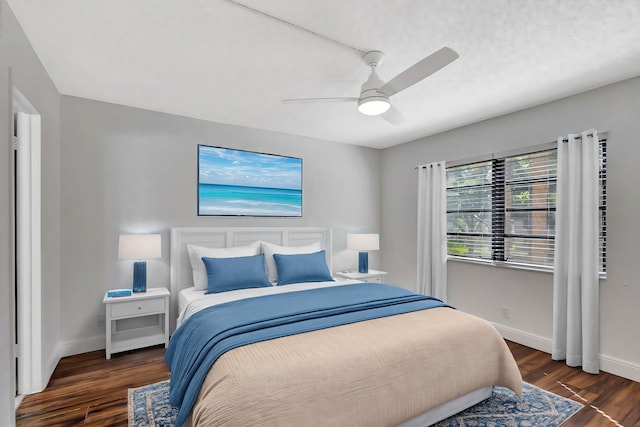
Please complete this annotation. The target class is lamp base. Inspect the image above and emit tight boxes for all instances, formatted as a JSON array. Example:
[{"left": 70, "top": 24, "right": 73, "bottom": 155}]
[
  {"left": 358, "top": 251, "right": 369, "bottom": 274},
  {"left": 132, "top": 261, "right": 147, "bottom": 293}
]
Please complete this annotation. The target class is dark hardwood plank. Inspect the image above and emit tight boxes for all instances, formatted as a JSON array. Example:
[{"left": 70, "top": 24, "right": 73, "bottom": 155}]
[
  {"left": 506, "top": 341, "right": 640, "bottom": 427},
  {"left": 16, "top": 342, "right": 640, "bottom": 426},
  {"left": 16, "top": 346, "right": 169, "bottom": 426}
]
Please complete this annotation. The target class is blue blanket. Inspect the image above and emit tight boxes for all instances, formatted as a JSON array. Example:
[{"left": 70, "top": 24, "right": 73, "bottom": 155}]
[{"left": 165, "top": 283, "right": 449, "bottom": 426}]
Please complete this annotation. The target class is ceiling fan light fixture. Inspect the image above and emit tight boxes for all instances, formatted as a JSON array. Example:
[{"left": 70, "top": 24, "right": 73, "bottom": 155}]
[{"left": 357, "top": 96, "right": 390, "bottom": 116}]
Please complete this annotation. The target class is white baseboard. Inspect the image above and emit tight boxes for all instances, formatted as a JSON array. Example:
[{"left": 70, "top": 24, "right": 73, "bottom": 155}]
[
  {"left": 493, "top": 322, "right": 640, "bottom": 383},
  {"left": 22, "top": 339, "right": 102, "bottom": 398},
  {"left": 56, "top": 336, "right": 104, "bottom": 359},
  {"left": 42, "top": 349, "right": 61, "bottom": 391},
  {"left": 493, "top": 322, "right": 552, "bottom": 353},
  {"left": 17, "top": 348, "right": 62, "bottom": 396},
  {"left": 15, "top": 395, "right": 25, "bottom": 410},
  {"left": 600, "top": 354, "right": 640, "bottom": 383}
]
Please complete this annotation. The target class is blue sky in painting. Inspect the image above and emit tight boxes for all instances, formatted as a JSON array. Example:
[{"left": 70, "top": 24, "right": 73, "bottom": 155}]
[{"left": 199, "top": 146, "right": 302, "bottom": 190}]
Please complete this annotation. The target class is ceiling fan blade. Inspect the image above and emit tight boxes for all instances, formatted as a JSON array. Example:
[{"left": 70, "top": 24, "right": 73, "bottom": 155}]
[
  {"left": 380, "top": 47, "right": 459, "bottom": 97},
  {"left": 282, "top": 97, "right": 358, "bottom": 104},
  {"left": 381, "top": 105, "right": 405, "bottom": 126}
]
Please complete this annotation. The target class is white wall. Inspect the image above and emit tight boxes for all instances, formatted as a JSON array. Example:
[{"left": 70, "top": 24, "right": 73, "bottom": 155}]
[
  {"left": 59, "top": 96, "right": 382, "bottom": 354},
  {"left": 0, "top": 0, "right": 62, "bottom": 424},
  {"left": 381, "top": 76, "right": 640, "bottom": 380}
]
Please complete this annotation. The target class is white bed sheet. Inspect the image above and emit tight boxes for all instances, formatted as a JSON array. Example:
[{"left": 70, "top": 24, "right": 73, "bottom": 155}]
[{"left": 177, "top": 279, "right": 360, "bottom": 328}]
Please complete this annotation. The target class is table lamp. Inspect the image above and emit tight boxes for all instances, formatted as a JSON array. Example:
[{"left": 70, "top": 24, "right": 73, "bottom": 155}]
[
  {"left": 118, "top": 234, "right": 161, "bottom": 293},
  {"left": 347, "top": 233, "right": 379, "bottom": 274}
]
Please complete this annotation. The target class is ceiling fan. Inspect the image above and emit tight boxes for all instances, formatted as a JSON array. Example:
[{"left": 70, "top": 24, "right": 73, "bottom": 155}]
[{"left": 283, "top": 47, "right": 459, "bottom": 124}]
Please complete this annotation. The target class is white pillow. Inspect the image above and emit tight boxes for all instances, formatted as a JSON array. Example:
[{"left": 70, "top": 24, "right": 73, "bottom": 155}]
[
  {"left": 261, "top": 241, "right": 322, "bottom": 283},
  {"left": 187, "top": 242, "right": 261, "bottom": 290}
]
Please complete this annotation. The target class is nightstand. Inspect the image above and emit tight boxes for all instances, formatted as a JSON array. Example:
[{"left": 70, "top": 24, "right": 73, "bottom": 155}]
[
  {"left": 103, "top": 287, "right": 170, "bottom": 359},
  {"left": 335, "top": 269, "right": 388, "bottom": 283}
]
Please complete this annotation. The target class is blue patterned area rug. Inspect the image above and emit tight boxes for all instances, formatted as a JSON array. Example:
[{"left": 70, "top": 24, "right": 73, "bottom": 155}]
[
  {"left": 433, "top": 382, "right": 583, "bottom": 427},
  {"left": 128, "top": 380, "right": 582, "bottom": 427},
  {"left": 128, "top": 380, "right": 174, "bottom": 427}
]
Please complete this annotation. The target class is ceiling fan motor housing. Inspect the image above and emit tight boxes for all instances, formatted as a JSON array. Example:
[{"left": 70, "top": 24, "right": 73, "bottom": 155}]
[{"left": 358, "top": 65, "right": 390, "bottom": 115}]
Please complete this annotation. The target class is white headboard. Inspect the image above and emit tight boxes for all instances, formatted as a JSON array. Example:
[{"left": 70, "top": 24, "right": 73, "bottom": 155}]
[{"left": 169, "top": 226, "right": 332, "bottom": 332}]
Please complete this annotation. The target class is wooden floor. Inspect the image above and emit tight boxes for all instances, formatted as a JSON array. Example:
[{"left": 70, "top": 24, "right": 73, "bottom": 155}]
[
  {"left": 16, "top": 346, "right": 170, "bottom": 426},
  {"left": 15, "top": 341, "right": 640, "bottom": 426}
]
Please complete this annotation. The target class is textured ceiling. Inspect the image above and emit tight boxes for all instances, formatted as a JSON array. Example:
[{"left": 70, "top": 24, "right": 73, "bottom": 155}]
[{"left": 7, "top": 0, "right": 640, "bottom": 148}]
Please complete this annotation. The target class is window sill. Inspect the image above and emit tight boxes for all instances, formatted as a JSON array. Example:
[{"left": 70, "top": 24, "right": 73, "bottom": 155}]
[{"left": 447, "top": 256, "right": 607, "bottom": 279}]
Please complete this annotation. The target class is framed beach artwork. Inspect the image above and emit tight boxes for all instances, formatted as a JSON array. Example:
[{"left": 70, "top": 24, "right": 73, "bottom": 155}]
[{"left": 197, "top": 145, "right": 303, "bottom": 217}]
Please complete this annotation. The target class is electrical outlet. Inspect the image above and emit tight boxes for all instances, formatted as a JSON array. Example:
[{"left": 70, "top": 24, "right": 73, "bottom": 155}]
[{"left": 501, "top": 306, "right": 511, "bottom": 320}]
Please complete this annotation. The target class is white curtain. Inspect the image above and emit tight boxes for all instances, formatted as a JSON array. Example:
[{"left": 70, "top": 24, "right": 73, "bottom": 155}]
[
  {"left": 416, "top": 162, "right": 447, "bottom": 301},
  {"left": 552, "top": 130, "right": 600, "bottom": 374}
]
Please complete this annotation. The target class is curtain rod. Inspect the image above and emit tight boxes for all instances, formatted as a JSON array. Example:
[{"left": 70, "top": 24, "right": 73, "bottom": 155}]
[
  {"left": 560, "top": 132, "right": 599, "bottom": 142},
  {"left": 414, "top": 131, "right": 607, "bottom": 170},
  {"left": 415, "top": 162, "right": 445, "bottom": 169}
]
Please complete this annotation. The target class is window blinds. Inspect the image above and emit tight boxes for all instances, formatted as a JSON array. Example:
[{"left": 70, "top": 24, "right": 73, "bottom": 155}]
[{"left": 445, "top": 140, "right": 606, "bottom": 272}]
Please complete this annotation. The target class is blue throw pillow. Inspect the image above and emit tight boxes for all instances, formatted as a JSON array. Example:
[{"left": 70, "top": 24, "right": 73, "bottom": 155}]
[
  {"left": 273, "top": 250, "right": 334, "bottom": 286},
  {"left": 202, "top": 254, "right": 271, "bottom": 294}
]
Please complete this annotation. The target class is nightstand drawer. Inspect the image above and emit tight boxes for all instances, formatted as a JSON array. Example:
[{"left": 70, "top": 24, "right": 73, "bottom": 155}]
[{"left": 110, "top": 298, "right": 165, "bottom": 318}]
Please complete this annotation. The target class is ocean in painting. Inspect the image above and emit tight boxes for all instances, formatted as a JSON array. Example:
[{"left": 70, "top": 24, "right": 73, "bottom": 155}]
[{"left": 198, "top": 183, "right": 302, "bottom": 216}]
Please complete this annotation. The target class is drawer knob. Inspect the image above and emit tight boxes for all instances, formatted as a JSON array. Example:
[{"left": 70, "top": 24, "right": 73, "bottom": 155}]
[{"left": 138, "top": 306, "right": 142, "bottom": 310}]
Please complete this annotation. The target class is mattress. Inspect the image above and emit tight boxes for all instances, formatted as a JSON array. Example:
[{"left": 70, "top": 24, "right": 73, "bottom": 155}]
[
  {"left": 189, "top": 306, "right": 522, "bottom": 426},
  {"left": 172, "top": 282, "right": 522, "bottom": 427}
]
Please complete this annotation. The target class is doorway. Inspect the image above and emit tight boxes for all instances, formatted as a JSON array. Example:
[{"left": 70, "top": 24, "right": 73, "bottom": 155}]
[{"left": 12, "top": 87, "right": 43, "bottom": 396}]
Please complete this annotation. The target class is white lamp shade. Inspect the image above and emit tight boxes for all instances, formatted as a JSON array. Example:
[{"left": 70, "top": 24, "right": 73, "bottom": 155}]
[
  {"left": 118, "top": 234, "right": 162, "bottom": 260},
  {"left": 357, "top": 97, "right": 390, "bottom": 116},
  {"left": 347, "top": 234, "right": 380, "bottom": 251}
]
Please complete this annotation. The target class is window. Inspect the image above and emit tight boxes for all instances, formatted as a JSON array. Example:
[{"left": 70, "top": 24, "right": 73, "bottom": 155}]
[
  {"left": 446, "top": 161, "right": 492, "bottom": 259},
  {"left": 446, "top": 140, "right": 606, "bottom": 272}
]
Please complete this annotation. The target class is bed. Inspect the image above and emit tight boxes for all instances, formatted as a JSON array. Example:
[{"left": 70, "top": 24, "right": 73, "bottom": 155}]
[{"left": 168, "top": 227, "right": 522, "bottom": 427}]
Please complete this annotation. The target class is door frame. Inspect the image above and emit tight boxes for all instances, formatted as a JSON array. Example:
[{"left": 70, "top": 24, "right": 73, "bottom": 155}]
[{"left": 13, "top": 87, "right": 44, "bottom": 395}]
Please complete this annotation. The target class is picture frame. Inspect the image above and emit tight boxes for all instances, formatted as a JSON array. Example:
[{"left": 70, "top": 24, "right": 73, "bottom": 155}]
[{"left": 197, "top": 145, "right": 303, "bottom": 217}]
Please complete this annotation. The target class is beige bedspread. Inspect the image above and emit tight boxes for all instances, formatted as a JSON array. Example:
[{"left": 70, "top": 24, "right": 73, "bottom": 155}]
[{"left": 189, "top": 307, "right": 522, "bottom": 426}]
